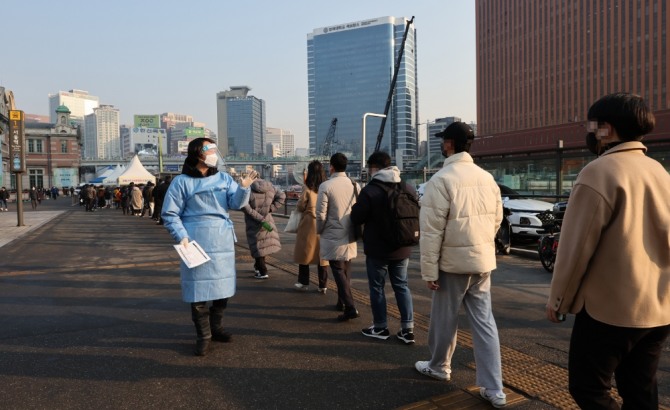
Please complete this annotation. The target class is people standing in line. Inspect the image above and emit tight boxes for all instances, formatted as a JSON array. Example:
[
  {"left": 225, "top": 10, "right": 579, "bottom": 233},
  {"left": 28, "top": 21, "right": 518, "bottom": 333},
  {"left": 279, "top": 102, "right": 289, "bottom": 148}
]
[
  {"left": 124, "top": 183, "right": 135, "bottom": 215},
  {"left": 162, "top": 137, "right": 257, "bottom": 356},
  {"left": 85, "top": 184, "right": 96, "bottom": 212},
  {"left": 152, "top": 176, "right": 171, "bottom": 225},
  {"left": 0, "top": 187, "right": 9, "bottom": 211},
  {"left": 113, "top": 187, "right": 121, "bottom": 209},
  {"left": 242, "top": 178, "right": 286, "bottom": 279},
  {"left": 141, "top": 181, "right": 155, "bottom": 217},
  {"left": 50, "top": 186, "right": 59, "bottom": 200},
  {"left": 415, "top": 122, "right": 506, "bottom": 408},
  {"left": 350, "top": 151, "right": 416, "bottom": 344},
  {"left": 120, "top": 185, "right": 131, "bottom": 215},
  {"left": 29, "top": 187, "right": 39, "bottom": 210},
  {"left": 546, "top": 93, "right": 670, "bottom": 410},
  {"left": 130, "top": 183, "right": 144, "bottom": 216},
  {"left": 316, "top": 152, "right": 360, "bottom": 322},
  {"left": 293, "top": 160, "right": 330, "bottom": 293}
]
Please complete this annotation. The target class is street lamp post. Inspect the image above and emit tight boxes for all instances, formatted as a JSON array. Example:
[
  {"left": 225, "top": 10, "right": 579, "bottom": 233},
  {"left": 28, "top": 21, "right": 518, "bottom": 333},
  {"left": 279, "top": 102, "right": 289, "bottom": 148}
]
[{"left": 361, "top": 113, "right": 386, "bottom": 171}]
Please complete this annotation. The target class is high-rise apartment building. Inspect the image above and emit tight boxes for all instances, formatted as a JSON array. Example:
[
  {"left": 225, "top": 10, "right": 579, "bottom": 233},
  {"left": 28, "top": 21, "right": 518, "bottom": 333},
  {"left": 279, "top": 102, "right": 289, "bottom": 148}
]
[
  {"left": 266, "top": 127, "right": 295, "bottom": 157},
  {"left": 476, "top": 1, "right": 670, "bottom": 136},
  {"left": 84, "top": 105, "right": 120, "bottom": 159},
  {"left": 307, "top": 16, "right": 418, "bottom": 164},
  {"left": 217, "top": 86, "right": 265, "bottom": 156},
  {"left": 49, "top": 90, "right": 99, "bottom": 156}
]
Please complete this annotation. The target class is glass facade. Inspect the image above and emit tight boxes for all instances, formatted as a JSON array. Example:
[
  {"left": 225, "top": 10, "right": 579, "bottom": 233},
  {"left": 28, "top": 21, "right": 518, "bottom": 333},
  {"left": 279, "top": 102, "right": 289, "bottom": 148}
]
[
  {"left": 227, "top": 97, "right": 266, "bottom": 156},
  {"left": 307, "top": 17, "right": 418, "bottom": 165}
]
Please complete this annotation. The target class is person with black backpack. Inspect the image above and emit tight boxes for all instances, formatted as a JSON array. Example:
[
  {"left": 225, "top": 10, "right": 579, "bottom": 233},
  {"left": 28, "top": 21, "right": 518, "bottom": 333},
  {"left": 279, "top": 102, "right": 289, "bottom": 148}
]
[{"left": 350, "top": 151, "right": 419, "bottom": 345}]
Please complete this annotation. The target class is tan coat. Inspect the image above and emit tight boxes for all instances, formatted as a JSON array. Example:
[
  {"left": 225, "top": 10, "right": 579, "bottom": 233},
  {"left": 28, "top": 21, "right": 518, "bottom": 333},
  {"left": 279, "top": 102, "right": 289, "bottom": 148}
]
[
  {"left": 548, "top": 141, "right": 670, "bottom": 328},
  {"left": 316, "top": 172, "right": 358, "bottom": 261},
  {"left": 293, "top": 188, "right": 328, "bottom": 266}
]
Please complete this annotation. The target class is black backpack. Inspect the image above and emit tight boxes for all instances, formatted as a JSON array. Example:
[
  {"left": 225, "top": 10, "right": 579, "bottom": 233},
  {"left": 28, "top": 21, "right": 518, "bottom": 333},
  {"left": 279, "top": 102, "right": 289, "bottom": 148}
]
[{"left": 369, "top": 180, "right": 420, "bottom": 248}]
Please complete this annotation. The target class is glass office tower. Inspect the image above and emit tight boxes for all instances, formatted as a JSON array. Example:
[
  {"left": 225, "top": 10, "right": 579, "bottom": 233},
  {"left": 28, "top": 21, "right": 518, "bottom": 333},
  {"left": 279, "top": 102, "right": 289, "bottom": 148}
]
[
  {"left": 307, "top": 16, "right": 418, "bottom": 166},
  {"left": 226, "top": 96, "right": 266, "bottom": 156}
]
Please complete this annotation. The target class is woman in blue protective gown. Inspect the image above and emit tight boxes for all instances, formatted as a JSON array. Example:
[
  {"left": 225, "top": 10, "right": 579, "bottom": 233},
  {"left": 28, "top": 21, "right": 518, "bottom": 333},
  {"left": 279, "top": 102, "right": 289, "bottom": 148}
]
[{"left": 162, "top": 137, "right": 257, "bottom": 356}]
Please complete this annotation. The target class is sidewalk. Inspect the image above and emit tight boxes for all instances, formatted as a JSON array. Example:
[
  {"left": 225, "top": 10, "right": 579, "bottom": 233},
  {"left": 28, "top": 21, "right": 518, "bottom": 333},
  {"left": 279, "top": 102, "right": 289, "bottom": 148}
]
[{"left": 0, "top": 199, "right": 600, "bottom": 409}]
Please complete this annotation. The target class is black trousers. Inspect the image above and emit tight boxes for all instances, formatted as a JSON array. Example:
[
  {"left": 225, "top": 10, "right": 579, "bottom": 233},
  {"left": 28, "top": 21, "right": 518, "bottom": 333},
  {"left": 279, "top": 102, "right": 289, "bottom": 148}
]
[
  {"left": 568, "top": 308, "right": 670, "bottom": 409},
  {"left": 297, "top": 264, "right": 328, "bottom": 288},
  {"left": 254, "top": 257, "right": 267, "bottom": 274},
  {"left": 329, "top": 260, "right": 354, "bottom": 309}
]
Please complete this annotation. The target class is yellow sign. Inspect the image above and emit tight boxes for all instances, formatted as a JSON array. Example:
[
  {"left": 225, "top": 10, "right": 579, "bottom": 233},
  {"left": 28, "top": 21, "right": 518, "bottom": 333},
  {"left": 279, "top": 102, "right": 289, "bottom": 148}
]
[{"left": 9, "top": 110, "right": 23, "bottom": 120}]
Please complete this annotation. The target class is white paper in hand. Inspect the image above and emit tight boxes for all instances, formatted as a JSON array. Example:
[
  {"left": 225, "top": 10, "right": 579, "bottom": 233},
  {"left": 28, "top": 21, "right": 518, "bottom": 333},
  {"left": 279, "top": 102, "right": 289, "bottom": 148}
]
[{"left": 173, "top": 240, "right": 211, "bottom": 268}]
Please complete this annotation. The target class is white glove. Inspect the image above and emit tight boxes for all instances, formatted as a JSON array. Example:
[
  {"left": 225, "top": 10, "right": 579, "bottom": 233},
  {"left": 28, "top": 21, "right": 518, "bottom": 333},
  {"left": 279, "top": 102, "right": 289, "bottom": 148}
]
[
  {"left": 180, "top": 237, "right": 189, "bottom": 248},
  {"left": 240, "top": 170, "right": 258, "bottom": 188}
]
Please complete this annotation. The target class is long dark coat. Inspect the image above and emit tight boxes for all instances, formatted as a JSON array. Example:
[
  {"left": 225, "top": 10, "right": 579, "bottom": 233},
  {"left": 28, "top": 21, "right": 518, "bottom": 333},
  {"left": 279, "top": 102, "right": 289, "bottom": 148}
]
[{"left": 242, "top": 179, "right": 286, "bottom": 258}]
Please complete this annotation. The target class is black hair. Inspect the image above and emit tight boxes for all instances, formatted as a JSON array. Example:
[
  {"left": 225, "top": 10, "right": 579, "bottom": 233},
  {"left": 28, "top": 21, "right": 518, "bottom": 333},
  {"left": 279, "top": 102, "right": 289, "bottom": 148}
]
[
  {"left": 182, "top": 137, "right": 217, "bottom": 177},
  {"left": 587, "top": 93, "right": 655, "bottom": 141},
  {"left": 304, "top": 160, "right": 326, "bottom": 193},
  {"left": 330, "top": 152, "right": 348, "bottom": 172},
  {"left": 367, "top": 151, "right": 391, "bottom": 169}
]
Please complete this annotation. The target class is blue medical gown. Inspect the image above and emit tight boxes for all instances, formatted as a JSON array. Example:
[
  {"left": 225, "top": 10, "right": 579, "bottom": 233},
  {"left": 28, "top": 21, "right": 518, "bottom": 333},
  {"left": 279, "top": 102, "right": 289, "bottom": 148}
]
[{"left": 162, "top": 172, "right": 250, "bottom": 303}]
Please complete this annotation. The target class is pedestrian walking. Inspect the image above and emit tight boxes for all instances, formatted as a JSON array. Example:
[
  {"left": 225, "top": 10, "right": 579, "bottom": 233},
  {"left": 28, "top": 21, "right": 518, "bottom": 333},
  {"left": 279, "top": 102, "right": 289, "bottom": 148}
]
[
  {"left": 293, "top": 160, "right": 330, "bottom": 292},
  {"left": 546, "top": 93, "right": 670, "bottom": 409},
  {"left": 316, "top": 153, "right": 360, "bottom": 322},
  {"left": 242, "top": 178, "right": 285, "bottom": 279},
  {"left": 29, "top": 187, "right": 39, "bottom": 210},
  {"left": 161, "top": 138, "right": 257, "bottom": 356},
  {"left": 350, "top": 151, "right": 418, "bottom": 344},
  {"left": 0, "top": 187, "right": 9, "bottom": 211},
  {"left": 415, "top": 122, "right": 506, "bottom": 408}
]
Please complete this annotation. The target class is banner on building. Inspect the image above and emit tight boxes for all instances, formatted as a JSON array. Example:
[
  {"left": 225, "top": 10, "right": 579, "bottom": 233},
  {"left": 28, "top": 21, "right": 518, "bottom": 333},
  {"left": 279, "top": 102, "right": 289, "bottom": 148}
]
[
  {"left": 131, "top": 127, "right": 167, "bottom": 156},
  {"left": 134, "top": 115, "right": 160, "bottom": 128},
  {"left": 184, "top": 127, "right": 205, "bottom": 137},
  {"left": 54, "top": 168, "right": 78, "bottom": 188},
  {"left": 177, "top": 140, "right": 190, "bottom": 154}
]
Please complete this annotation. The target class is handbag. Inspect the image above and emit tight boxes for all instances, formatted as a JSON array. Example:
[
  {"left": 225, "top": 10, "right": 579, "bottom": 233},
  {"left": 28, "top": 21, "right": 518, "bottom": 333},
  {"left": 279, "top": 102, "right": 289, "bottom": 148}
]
[
  {"left": 349, "top": 178, "right": 364, "bottom": 241},
  {"left": 284, "top": 210, "right": 302, "bottom": 233}
]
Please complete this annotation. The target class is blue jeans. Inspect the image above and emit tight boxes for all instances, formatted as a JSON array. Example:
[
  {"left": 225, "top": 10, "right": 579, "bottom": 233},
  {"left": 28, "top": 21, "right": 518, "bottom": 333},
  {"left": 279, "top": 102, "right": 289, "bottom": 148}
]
[{"left": 365, "top": 257, "right": 413, "bottom": 330}]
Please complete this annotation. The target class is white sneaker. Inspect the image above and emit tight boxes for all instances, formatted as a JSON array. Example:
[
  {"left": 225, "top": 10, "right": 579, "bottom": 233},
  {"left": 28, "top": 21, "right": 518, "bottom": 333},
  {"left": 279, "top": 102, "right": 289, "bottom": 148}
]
[
  {"left": 294, "top": 283, "right": 309, "bottom": 291},
  {"left": 318, "top": 287, "right": 327, "bottom": 294},
  {"left": 479, "top": 388, "right": 506, "bottom": 408},
  {"left": 414, "top": 361, "right": 450, "bottom": 381}
]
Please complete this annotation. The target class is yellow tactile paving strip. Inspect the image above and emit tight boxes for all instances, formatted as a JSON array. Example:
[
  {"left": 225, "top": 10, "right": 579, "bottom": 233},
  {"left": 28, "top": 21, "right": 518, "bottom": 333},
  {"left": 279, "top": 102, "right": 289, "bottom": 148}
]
[{"left": 261, "top": 253, "right": 646, "bottom": 410}]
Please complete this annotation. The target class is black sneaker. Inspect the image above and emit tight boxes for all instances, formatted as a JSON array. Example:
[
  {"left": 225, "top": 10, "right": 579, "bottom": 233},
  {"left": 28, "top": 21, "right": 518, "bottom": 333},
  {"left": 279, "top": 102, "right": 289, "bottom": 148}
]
[
  {"left": 337, "top": 308, "right": 359, "bottom": 322},
  {"left": 397, "top": 329, "right": 415, "bottom": 344},
  {"left": 254, "top": 272, "right": 269, "bottom": 279},
  {"left": 362, "top": 326, "right": 390, "bottom": 340}
]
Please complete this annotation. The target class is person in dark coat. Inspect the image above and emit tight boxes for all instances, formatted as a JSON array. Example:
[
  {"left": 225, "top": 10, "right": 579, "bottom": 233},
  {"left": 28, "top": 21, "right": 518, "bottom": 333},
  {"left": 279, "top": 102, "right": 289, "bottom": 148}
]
[
  {"left": 242, "top": 179, "right": 286, "bottom": 279},
  {"left": 152, "top": 176, "right": 172, "bottom": 225}
]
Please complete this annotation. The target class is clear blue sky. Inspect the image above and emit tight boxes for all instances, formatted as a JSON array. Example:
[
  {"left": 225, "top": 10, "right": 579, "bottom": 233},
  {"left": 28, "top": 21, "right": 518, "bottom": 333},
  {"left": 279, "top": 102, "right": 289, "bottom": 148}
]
[{"left": 2, "top": 0, "right": 476, "bottom": 149}]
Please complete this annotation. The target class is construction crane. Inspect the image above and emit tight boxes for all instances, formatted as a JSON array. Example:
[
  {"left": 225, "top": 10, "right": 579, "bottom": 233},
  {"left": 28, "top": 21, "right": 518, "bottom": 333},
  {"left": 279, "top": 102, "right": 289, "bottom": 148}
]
[{"left": 320, "top": 117, "right": 338, "bottom": 157}]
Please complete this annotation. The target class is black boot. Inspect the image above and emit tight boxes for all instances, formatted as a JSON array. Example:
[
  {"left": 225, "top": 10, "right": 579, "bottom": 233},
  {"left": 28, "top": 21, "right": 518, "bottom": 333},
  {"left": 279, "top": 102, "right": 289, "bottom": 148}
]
[
  {"left": 210, "top": 299, "right": 232, "bottom": 343},
  {"left": 191, "top": 302, "right": 212, "bottom": 356}
]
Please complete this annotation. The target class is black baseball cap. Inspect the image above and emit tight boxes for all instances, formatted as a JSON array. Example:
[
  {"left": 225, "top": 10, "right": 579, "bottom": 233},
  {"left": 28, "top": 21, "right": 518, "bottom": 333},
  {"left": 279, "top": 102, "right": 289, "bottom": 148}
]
[{"left": 434, "top": 121, "right": 475, "bottom": 142}]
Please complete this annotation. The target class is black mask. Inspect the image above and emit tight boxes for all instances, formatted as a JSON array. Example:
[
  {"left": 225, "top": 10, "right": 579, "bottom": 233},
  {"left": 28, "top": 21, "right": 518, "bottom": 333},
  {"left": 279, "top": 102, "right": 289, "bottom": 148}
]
[{"left": 585, "top": 132, "right": 604, "bottom": 156}]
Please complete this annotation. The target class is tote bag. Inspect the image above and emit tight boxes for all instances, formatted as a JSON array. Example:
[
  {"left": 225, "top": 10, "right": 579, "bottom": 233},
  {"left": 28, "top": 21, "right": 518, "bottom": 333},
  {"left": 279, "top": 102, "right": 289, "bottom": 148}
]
[{"left": 284, "top": 210, "right": 302, "bottom": 233}]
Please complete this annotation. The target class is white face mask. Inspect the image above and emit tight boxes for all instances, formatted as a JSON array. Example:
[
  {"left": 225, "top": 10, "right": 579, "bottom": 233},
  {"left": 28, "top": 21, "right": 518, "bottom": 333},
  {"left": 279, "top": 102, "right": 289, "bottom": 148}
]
[{"left": 203, "top": 154, "right": 218, "bottom": 168}]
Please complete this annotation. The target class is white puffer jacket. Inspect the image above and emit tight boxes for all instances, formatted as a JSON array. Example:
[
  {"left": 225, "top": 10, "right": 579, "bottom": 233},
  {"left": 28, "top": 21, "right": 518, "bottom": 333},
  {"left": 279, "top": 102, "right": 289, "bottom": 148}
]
[{"left": 419, "top": 152, "right": 502, "bottom": 281}]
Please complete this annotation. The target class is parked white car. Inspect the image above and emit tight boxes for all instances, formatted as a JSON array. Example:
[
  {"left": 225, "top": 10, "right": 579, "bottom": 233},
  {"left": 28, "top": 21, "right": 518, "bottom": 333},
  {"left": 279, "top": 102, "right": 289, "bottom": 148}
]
[{"left": 498, "top": 184, "right": 554, "bottom": 237}]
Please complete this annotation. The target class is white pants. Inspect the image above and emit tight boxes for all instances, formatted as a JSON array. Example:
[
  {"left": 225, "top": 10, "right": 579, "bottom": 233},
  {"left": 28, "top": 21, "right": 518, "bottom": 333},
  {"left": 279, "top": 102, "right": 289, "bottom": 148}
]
[{"left": 427, "top": 271, "right": 503, "bottom": 391}]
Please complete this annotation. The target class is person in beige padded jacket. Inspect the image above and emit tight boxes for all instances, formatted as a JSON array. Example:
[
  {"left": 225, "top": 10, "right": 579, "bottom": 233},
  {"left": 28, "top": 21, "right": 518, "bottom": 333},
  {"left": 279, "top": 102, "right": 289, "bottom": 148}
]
[{"left": 546, "top": 93, "right": 670, "bottom": 409}]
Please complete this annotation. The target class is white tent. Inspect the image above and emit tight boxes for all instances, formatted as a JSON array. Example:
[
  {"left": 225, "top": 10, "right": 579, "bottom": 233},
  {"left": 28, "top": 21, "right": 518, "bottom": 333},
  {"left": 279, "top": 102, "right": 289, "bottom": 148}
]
[
  {"left": 117, "top": 155, "right": 156, "bottom": 186},
  {"left": 100, "top": 164, "right": 127, "bottom": 186}
]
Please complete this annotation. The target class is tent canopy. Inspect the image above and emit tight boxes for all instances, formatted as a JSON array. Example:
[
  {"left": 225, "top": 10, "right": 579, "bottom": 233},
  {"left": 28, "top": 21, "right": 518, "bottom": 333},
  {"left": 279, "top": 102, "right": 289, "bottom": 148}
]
[{"left": 117, "top": 155, "right": 156, "bottom": 186}]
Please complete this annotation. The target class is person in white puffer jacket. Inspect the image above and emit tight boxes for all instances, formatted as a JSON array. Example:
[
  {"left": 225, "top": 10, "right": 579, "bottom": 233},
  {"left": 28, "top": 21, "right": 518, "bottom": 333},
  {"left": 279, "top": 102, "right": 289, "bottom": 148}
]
[{"left": 414, "top": 121, "right": 507, "bottom": 409}]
